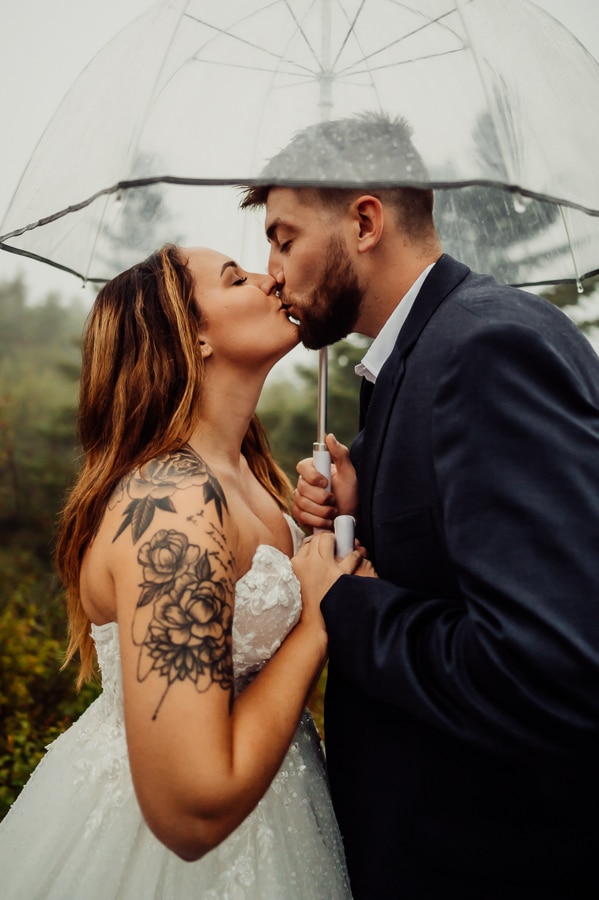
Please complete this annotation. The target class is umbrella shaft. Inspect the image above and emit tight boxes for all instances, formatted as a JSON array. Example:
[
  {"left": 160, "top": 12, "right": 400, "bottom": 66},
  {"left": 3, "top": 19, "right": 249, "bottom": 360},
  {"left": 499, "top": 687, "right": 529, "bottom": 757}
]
[{"left": 317, "top": 347, "right": 328, "bottom": 443}]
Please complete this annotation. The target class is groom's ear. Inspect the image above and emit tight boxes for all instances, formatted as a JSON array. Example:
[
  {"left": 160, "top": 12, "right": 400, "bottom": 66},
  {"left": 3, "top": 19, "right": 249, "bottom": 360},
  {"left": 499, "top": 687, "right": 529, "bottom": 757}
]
[{"left": 350, "top": 195, "right": 384, "bottom": 254}]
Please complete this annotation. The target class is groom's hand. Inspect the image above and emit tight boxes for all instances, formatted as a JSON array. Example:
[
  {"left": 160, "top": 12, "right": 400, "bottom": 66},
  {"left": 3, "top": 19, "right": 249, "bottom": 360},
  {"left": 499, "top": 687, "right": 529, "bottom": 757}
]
[{"left": 292, "top": 433, "right": 359, "bottom": 530}]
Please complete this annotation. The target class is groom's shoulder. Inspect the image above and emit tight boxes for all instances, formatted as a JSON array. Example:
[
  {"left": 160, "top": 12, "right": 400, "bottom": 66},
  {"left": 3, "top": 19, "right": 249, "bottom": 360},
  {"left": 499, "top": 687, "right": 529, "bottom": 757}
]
[{"left": 438, "top": 261, "right": 564, "bottom": 329}]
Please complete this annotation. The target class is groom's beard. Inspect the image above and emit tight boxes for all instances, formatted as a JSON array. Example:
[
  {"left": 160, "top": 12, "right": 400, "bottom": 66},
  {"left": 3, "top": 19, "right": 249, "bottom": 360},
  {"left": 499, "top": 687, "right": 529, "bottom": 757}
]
[{"left": 298, "top": 236, "right": 364, "bottom": 350}]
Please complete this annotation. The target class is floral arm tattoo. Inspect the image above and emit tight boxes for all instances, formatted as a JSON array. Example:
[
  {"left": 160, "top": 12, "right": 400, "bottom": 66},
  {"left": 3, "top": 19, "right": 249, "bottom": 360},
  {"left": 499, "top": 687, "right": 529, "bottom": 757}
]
[
  {"left": 133, "top": 528, "right": 235, "bottom": 719},
  {"left": 111, "top": 444, "right": 227, "bottom": 544}
]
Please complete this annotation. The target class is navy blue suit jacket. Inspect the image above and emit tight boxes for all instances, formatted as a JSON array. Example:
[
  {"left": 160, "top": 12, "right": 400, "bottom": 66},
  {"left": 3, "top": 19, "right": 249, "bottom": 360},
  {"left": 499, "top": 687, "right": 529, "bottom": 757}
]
[{"left": 322, "top": 255, "right": 599, "bottom": 898}]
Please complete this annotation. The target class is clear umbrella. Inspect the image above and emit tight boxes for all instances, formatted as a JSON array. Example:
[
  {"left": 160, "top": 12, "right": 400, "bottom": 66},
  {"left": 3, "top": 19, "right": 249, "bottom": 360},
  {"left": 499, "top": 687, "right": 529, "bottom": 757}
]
[
  {"left": 2, "top": 0, "right": 599, "bottom": 547},
  {"left": 2, "top": 0, "right": 599, "bottom": 288}
]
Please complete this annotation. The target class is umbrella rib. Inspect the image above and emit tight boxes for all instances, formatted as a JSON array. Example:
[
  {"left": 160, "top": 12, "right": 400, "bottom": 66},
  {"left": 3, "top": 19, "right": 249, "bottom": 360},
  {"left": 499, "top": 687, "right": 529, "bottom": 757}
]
[
  {"left": 336, "top": 7, "right": 464, "bottom": 77},
  {"left": 281, "top": 0, "right": 325, "bottom": 73},
  {"left": 189, "top": 57, "right": 317, "bottom": 78},
  {"left": 330, "top": 0, "right": 367, "bottom": 71},
  {"left": 344, "top": 46, "right": 465, "bottom": 76},
  {"left": 185, "top": 8, "right": 317, "bottom": 77}
]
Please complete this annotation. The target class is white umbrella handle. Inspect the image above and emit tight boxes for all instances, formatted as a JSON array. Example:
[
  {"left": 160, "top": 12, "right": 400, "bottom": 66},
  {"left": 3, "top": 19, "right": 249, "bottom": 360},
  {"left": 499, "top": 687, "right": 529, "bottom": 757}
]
[
  {"left": 334, "top": 515, "right": 356, "bottom": 558},
  {"left": 312, "top": 441, "right": 331, "bottom": 536},
  {"left": 312, "top": 442, "right": 355, "bottom": 555}
]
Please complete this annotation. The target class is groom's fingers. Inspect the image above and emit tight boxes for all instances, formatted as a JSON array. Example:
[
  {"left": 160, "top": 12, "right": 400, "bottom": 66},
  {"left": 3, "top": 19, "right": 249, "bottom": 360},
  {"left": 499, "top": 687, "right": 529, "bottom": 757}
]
[
  {"left": 291, "top": 492, "right": 335, "bottom": 530},
  {"left": 296, "top": 457, "right": 331, "bottom": 490},
  {"left": 325, "top": 433, "right": 351, "bottom": 468},
  {"left": 292, "top": 465, "right": 337, "bottom": 529},
  {"left": 297, "top": 475, "right": 335, "bottom": 506}
]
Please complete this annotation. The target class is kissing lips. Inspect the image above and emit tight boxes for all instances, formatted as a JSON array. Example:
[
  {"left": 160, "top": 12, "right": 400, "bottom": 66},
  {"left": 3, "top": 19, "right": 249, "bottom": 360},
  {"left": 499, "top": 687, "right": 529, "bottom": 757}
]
[{"left": 279, "top": 300, "right": 301, "bottom": 326}]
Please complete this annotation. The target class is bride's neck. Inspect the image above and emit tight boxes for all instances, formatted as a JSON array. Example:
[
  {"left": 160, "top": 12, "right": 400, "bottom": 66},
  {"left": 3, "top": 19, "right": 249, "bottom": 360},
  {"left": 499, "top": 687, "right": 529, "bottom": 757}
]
[{"left": 187, "top": 373, "right": 264, "bottom": 471}]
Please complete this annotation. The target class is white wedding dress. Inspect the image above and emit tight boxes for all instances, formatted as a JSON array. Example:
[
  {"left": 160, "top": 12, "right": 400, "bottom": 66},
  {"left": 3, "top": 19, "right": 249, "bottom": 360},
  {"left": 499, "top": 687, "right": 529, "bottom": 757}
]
[{"left": 0, "top": 521, "right": 351, "bottom": 899}]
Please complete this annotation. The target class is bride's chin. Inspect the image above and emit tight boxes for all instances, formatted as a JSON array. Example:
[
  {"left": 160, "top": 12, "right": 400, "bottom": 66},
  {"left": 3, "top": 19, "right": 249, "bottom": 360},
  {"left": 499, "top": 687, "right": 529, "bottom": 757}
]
[
  {"left": 270, "top": 338, "right": 300, "bottom": 366},
  {"left": 282, "top": 327, "right": 301, "bottom": 351}
]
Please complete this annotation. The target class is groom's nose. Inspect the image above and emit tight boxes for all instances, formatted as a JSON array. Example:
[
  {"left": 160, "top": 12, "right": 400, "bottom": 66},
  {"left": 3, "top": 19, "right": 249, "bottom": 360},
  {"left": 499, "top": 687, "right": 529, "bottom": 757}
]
[
  {"left": 268, "top": 248, "right": 284, "bottom": 288},
  {"left": 251, "top": 272, "right": 277, "bottom": 295}
]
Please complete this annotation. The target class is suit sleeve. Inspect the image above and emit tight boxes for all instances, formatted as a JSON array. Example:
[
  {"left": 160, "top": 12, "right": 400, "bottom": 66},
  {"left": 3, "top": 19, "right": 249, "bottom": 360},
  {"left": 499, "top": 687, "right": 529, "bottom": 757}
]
[{"left": 321, "top": 318, "right": 599, "bottom": 755}]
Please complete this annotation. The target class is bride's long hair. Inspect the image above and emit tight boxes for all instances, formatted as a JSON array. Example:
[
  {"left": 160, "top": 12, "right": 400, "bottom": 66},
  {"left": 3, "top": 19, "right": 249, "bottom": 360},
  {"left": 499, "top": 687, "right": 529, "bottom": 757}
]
[{"left": 56, "top": 244, "right": 292, "bottom": 686}]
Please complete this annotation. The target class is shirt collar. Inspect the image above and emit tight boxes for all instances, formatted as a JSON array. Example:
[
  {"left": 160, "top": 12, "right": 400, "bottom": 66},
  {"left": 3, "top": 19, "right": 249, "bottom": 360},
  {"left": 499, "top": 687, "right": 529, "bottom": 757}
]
[{"left": 355, "top": 263, "right": 435, "bottom": 383}]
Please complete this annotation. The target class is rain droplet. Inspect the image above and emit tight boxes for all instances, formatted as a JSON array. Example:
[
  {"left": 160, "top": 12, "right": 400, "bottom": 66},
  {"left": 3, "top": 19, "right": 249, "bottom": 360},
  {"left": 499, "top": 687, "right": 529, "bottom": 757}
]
[{"left": 512, "top": 193, "right": 530, "bottom": 214}]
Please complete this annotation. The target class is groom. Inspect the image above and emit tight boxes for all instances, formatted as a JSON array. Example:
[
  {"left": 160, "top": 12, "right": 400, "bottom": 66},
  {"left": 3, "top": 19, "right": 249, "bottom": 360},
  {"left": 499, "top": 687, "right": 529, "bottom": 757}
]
[{"left": 242, "top": 113, "right": 599, "bottom": 899}]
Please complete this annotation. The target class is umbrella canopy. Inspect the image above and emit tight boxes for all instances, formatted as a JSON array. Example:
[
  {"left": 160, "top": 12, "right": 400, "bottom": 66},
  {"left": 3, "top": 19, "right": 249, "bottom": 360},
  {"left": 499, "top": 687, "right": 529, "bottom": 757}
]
[{"left": 1, "top": 0, "right": 599, "bottom": 287}]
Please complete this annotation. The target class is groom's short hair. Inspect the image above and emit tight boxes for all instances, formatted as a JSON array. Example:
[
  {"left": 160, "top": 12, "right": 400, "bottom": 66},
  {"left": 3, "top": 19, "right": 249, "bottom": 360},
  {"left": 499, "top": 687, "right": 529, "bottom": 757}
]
[{"left": 240, "top": 111, "right": 434, "bottom": 235}]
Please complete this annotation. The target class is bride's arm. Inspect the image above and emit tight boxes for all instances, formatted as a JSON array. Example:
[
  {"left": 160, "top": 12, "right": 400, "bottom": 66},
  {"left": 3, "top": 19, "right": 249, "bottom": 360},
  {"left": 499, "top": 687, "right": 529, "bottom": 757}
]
[{"left": 108, "top": 465, "right": 358, "bottom": 861}]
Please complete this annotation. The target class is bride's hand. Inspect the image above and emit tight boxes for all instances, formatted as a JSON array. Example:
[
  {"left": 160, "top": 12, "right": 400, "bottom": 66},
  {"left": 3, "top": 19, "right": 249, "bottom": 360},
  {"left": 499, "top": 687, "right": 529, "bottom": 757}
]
[{"left": 292, "top": 532, "right": 364, "bottom": 626}]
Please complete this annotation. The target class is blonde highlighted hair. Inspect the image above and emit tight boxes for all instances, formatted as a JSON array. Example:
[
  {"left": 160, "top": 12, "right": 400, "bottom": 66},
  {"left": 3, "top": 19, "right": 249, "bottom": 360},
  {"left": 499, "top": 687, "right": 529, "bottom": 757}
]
[{"left": 56, "top": 245, "right": 292, "bottom": 685}]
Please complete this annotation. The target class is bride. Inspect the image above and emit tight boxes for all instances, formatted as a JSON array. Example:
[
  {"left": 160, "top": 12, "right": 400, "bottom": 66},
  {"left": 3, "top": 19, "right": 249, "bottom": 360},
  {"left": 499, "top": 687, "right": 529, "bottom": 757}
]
[{"left": 0, "top": 244, "right": 361, "bottom": 898}]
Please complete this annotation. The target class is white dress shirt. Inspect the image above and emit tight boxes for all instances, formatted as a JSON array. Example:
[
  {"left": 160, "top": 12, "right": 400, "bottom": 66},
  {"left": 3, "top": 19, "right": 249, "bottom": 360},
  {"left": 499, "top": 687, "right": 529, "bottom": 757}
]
[{"left": 355, "top": 263, "right": 435, "bottom": 384}]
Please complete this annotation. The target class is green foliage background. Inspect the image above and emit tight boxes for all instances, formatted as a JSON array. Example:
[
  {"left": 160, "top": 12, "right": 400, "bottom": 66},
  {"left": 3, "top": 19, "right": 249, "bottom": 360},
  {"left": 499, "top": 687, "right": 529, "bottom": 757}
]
[
  {"left": 0, "top": 270, "right": 597, "bottom": 822},
  {"left": 0, "top": 277, "right": 101, "bottom": 820}
]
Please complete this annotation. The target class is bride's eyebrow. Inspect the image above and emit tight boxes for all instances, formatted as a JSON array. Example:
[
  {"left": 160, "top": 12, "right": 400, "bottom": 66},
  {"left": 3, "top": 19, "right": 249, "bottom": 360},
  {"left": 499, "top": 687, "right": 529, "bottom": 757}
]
[{"left": 220, "top": 260, "right": 239, "bottom": 277}]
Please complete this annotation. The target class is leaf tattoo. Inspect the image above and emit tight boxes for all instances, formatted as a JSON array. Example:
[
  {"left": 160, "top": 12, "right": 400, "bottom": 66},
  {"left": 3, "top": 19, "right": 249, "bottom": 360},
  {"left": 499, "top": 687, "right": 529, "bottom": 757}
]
[
  {"left": 133, "top": 528, "right": 234, "bottom": 719},
  {"left": 115, "top": 495, "right": 176, "bottom": 544},
  {"left": 203, "top": 477, "right": 227, "bottom": 530},
  {"left": 111, "top": 444, "right": 228, "bottom": 544}
]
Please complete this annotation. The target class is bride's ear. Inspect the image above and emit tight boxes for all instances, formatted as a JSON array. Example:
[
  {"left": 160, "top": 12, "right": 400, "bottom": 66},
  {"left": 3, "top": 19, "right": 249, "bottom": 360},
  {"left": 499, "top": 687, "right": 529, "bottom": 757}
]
[{"left": 198, "top": 337, "right": 213, "bottom": 360}]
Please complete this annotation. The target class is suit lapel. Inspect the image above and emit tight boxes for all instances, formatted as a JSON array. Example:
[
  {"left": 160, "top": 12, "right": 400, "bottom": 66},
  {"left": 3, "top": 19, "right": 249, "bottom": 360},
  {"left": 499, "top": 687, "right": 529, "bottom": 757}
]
[
  {"left": 356, "top": 255, "right": 470, "bottom": 545},
  {"left": 358, "top": 377, "right": 375, "bottom": 429}
]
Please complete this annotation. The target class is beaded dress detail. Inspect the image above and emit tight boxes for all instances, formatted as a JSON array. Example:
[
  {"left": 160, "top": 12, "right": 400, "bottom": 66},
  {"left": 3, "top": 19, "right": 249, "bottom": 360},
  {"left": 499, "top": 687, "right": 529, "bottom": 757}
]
[{"left": 0, "top": 518, "right": 351, "bottom": 899}]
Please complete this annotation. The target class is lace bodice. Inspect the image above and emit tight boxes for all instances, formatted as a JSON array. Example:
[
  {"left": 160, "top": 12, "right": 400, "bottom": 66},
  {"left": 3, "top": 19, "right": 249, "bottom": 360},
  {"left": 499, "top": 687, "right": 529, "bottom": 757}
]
[
  {"left": 232, "top": 543, "right": 301, "bottom": 688},
  {"left": 93, "top": 516, "right": 304, "bottom": 704}
]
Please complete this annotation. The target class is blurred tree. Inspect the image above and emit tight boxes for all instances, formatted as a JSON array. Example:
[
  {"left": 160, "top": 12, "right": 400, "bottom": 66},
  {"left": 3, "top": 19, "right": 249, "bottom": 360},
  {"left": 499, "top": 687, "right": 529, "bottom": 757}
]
[
  {"left": 258, "top": 336, "right": 370, "bottom": 480},
  {"left": 543, "top": 275, "right": 599, "bottom": 318},
  {"left": 96, "top": 165, "right": 182, "bottom": 277},
  {"left": 434, "top": 102, "right": 563, "bottom": 285},
  {"left": 0, "top": 276, "right": 98, "bottom": 820},
  {"left": 0, "top": 280, "right": 85, "bottom": 552}
]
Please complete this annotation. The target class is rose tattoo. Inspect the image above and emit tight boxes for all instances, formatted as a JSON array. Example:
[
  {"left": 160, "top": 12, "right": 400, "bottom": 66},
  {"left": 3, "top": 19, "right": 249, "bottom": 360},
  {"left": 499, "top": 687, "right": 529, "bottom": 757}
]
[{"left": 134, "top": 528, "right": 233, "bottom": 718}]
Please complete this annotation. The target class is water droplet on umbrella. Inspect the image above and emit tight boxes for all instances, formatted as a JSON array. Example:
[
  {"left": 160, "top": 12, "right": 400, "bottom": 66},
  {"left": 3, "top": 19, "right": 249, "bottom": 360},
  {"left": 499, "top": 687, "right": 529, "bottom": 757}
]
[{"left": 512, "top": 193, "right": 530, "bottom": 214}]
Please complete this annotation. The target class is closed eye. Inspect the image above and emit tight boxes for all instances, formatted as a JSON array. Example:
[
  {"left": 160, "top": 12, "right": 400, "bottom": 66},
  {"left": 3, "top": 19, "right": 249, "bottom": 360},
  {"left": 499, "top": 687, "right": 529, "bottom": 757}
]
[
  {"left": 233, "top": 276, "right": 248, "bottom": 286},
  {"left": 279, "top": 241, "right": 291, "bottom": 254}
]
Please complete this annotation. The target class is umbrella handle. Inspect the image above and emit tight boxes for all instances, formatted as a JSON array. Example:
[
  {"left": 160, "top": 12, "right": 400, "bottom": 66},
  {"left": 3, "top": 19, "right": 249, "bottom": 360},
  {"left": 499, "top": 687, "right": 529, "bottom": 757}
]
[
  {"left": 312, "top": 442, "right": 331, "bottom": 535},
  {"left": 334, "top": 515, "right": 356, "bottom": 558},
  {"left": 312, "top": 442, "right": 355, "bottom": 555}
]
